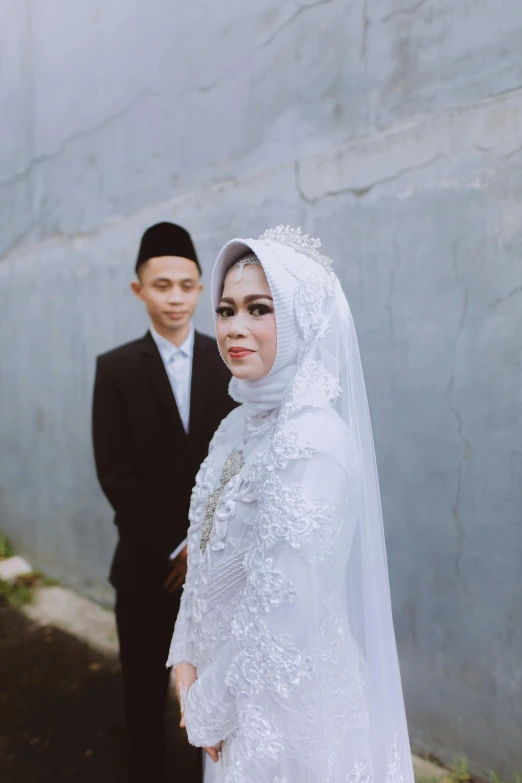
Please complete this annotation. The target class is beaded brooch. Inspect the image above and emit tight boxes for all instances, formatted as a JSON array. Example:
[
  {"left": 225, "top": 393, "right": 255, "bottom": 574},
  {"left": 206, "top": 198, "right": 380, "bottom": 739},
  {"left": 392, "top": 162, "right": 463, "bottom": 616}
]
[{"left": 200, "top": 449, "right": 245, "bottom": 552}]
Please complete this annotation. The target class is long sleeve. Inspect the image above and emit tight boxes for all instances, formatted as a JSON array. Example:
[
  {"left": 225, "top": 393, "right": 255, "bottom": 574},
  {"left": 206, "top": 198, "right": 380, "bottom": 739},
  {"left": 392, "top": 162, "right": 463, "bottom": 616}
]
[
  {"left": 167, "top": 584, "right": 192, "bottom": 666},
  {"left": 92, "top": 355, "right": 183, "bottom": 557},
  {"left": 183, "top": 428, "right": 364, "bottom": 756}
]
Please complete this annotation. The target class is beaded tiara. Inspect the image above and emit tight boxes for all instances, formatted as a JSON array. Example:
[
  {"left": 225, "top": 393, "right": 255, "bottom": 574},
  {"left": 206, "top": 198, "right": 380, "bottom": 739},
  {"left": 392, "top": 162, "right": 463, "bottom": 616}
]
[{"left": 259, "top": 225, "right": 333, "bottom": 271}]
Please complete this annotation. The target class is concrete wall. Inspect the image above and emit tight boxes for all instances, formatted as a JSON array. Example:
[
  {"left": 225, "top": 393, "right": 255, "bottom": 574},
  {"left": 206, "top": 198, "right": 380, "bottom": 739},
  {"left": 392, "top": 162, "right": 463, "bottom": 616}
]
[{"left": 1, "top": 0, "right": 521, "bottom": 775}]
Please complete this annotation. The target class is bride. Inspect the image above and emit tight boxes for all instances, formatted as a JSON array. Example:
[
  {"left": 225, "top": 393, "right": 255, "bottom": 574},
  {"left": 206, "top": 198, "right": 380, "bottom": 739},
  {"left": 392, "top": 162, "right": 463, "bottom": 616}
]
[{"left": 167, "top": 227, "right": 414, "bottom": 783}]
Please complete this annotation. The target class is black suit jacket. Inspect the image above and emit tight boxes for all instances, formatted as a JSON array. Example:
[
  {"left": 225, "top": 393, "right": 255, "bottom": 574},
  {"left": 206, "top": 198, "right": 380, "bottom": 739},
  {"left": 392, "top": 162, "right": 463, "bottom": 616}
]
[{"left": 92, "top": 330, "right": 236, "bottom": 594}]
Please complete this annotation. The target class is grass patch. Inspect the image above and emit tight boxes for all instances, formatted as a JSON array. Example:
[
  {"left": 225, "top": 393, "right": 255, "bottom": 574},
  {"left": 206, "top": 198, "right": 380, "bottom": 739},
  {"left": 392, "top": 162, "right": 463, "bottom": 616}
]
[
  {"left": 490, "top": 773, "right": 522, "bottom": 783},
  {"left": 440, "top": 758, "right": 472, "bottom": 783},
  {"left": 0, "top": 571, "right": 61, "bottom": 608},
  {"left": 0, "top": 531, "right": 60, "bottom": 605},
  {"left": 0, "top": 531, "right": 15, "bottom": 559},
  {"left": 0, "top": 576, "right": 34, "bottom": 607}
]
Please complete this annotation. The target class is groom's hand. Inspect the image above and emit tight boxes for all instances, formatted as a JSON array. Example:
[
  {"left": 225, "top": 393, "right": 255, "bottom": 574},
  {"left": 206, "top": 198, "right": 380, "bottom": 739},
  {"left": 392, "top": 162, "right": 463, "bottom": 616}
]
[{"left": 164, "top": 546, "right": 188, "bottom": 593}]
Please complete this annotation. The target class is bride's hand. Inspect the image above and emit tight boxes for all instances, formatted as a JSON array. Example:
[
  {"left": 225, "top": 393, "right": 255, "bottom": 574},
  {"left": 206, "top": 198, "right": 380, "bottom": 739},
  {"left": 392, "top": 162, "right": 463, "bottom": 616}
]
[
  {"left": 204, "top": 742, "right": 222, "bottom": 763},
  {"left": 174, "top": 662, "right": 197, "bottom": 728}
]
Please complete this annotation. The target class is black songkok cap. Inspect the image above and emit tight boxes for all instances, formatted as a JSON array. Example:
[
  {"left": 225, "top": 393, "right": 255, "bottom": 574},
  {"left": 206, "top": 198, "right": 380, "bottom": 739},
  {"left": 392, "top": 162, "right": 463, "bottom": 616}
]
[{"left": 135, "top": 222, "right": 201, "bottom": 275}]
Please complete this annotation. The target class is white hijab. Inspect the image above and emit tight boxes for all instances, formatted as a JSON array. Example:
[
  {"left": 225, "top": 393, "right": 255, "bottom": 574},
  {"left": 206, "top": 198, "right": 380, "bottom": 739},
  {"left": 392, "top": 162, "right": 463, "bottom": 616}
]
[{"left": 211, "top": 237, "right": 303, "bottom": 414}]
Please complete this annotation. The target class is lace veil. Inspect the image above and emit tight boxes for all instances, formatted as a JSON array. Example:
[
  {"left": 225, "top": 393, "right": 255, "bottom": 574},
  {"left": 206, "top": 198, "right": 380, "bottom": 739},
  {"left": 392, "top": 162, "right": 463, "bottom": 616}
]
[{"left": 208, "top": 226, "right": 414, "bottom": 782}]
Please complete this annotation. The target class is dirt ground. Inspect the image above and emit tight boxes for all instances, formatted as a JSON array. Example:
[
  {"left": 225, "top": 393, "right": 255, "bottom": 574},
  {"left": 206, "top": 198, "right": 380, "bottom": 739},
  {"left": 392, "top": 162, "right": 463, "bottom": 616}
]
[{"left": 0, "top": 598, "right": 201, "bottom": 783}]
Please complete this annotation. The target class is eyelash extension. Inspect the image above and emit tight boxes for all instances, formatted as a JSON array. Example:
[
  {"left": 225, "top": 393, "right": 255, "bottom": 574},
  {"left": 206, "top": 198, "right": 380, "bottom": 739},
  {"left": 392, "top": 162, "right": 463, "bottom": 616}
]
[
  {"left": 215, "top": 302, "right": 274, "bottom": 317},
  {"left": 247, "top": 302, "right": 273, "bottom": 315}
]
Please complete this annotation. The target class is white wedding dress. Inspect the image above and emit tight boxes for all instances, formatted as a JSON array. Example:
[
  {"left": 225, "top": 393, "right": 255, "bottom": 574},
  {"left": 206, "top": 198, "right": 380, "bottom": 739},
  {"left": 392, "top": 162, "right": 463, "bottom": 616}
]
[{"left": 168, "top": 228, "right": 414, "bottom": 783}]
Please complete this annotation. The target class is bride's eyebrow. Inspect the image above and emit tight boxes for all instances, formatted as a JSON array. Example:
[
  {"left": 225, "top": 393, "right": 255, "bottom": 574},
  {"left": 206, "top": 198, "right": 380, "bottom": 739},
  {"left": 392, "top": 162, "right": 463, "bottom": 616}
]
[
  {"left": 243, "top": 294, "right": 273, "bottom": 303},
  {"left": 219, "top": 294, "right": 273, "bottom": 305}
]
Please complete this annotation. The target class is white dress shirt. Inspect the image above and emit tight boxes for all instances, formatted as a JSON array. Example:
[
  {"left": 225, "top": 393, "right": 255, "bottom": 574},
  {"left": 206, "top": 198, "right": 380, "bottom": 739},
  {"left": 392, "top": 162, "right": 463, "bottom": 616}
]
[
  {"left": 150, "top": 323, "right": 194, "bottom": 560},
  {"left": 150, "top": 323, "right": 194, "bottom": 434}
]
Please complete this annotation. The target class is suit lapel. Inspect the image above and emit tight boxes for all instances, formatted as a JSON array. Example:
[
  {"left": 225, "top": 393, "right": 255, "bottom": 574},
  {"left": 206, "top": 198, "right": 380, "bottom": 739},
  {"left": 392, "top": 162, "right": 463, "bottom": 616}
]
[
  {"left": 189, "top": 332, "right": 210, "bottom": 438},
  {"left": 139, "top": 331, "right": 187, "bottom": 440}
]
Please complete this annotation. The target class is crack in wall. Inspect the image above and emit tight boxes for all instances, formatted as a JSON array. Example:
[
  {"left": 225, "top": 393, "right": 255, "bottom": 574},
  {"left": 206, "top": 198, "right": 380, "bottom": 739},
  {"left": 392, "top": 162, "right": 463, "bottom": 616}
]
[
  {"left": 386, "top": 238, "right": 402, "bottom": 347},
  {"left": 487, "top": 285, "right": 522, "bottom": 309},
  {"left": 183, "top": 1, "right": 335, "bottom": 96},
  {"left": 1, "top": 219, "right": 41, "bottom": 259},
  {"left": 506, "top": 143, "right": 522, "bottom": 161},
  {"left": 0, "top": 85, "right": 161, "bottom": 191},
  {"left": 187, "top": 0, "right": 335, "bottom": 96},
  {"left": 446, "top": 366, "right": 472, "bottom": 583},
  {"left": 381, "top": 0, "right": 429, "bottom": 23},
  {"left": 252, "top": 0, "right": 335, "bottom": 54},
  {"left": 295, "top": 152, "right": 446, "bottom": 203},
  {"left": 294, "top": 160, "right": 314, "bottom": 204},
  {"left": 2, "top": 63, "right": 521, "bottom": 198},
  {"left": 2, "top": 0, "right": 336, "bottom": 187},
  {"left": 360, "top": 0, "right": 371, "bottom": 61},
  {"left": 446, "top": 240, "right": 472, "bottom": 585}
]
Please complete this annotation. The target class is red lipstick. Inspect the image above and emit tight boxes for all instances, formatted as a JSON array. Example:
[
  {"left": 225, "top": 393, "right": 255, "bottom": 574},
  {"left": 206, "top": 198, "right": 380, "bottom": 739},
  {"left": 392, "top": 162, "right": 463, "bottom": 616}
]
[{"left": 228, "top": 346, "right": 255, "bottom": 359}]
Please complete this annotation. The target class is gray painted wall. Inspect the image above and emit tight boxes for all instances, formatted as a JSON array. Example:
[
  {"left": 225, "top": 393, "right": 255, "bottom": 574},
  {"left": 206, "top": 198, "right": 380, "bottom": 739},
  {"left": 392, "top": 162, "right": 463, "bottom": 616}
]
[{"left": 1, "top": 0, "right": 521, "bottom": 776}]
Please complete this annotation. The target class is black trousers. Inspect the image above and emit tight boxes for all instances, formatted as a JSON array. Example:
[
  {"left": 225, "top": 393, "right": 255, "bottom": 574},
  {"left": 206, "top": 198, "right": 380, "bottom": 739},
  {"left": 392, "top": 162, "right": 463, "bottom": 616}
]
[{"left": 115, "top": 591, "right": 200, "bottom": 783}]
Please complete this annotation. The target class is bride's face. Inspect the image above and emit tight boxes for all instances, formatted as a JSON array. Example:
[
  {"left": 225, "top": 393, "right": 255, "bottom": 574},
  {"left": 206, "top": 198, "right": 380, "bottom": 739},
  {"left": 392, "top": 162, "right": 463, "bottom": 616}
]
[{"left": 216, "top": 262, "right": 277, "bottom": 381}]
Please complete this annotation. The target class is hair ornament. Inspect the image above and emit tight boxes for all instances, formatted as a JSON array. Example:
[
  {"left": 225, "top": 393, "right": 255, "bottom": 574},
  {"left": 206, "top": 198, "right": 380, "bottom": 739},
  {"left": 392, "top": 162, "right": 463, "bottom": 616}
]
[{"left": 259, "top": 225, "right": 333, "bottom": 271}]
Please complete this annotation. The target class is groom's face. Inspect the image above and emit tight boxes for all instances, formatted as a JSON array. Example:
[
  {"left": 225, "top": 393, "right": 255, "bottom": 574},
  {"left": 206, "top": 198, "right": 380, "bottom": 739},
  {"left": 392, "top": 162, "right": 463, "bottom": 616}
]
[{"left": 131, "top": 256, "right": 203, "bottom": 334}]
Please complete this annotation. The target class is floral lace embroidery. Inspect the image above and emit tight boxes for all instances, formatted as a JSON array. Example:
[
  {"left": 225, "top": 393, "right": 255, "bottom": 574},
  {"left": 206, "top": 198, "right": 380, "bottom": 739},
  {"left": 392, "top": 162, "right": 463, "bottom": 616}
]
[
  {"left": 282, "top": 358, "right": 341, "bottom": 416},
  {"left": 265, "top": 424, "right": 316, "bottom": 469},
  {"left": 345, "top": 760, "right": 371, "bottom": 783},
  {"left": 294, "top": 274, "right": 336, "bottom": 345},
  {"left": 259, "top": 608, "right": 369, "bottom": 772},
  {"left": 385, "top": 729, "right": 404, "bottom": 783},
  {"left": 227, "top": 613, "right": 314, "bottom": 699},
  {"left": 185, "top": 680, "right": 237, "bottom": 748},
  {"left": 255, "top": 468, "right": 338, "bottom": 562},
  {"left": 234, "top": 703, "right": 285, "bottom": 765},
  {"left": 219, "top": 704, "right": 286, "bottom": 783},
  {"left": 320, "top": 609, "right": 369, "bottom": 735},
  {"left": 242, "top": 550, "right": 297, "bottom": 614}
]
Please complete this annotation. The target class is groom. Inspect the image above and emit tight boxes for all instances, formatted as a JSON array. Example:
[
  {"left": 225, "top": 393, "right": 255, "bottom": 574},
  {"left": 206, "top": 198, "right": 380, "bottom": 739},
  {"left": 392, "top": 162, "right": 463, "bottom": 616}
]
[{"left": 92, "top": 222, "right": 235, "bottom": 782}]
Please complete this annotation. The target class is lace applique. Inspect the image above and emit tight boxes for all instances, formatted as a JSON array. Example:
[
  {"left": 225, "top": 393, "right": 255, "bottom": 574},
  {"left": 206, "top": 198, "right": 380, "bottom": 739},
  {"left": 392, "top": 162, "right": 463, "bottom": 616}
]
[
  {"left": 220, "top": 704, "right": 285, "bottom": 783},
  {"left": 283, "top": 358, "right": 341, "bottom": 416},
  {"left": 319, "top": 609, "right": 369, "bottom": 734},
  {"left": 266, "top": 424, "right": 316, "bottom": 470},
  {"left": 259, "top": 608, "right": 369, "bottom": 771},
  {"left": 188, "top": 448, "right": 218, "bottom": 539},
  {"left": 227, "top": 614, "right": 314, "bottom": 699},
  {"left": 294, "top": 274, "right": 336, "bottom": 345},
  {"left": 245, "top": 408, "right": 280, "bottom": 439},
  {"left": 242, "top": 550, "right": 297, "bottom": 614},
  {"left": 185, "top": 680, "right": 238, "bottom": 748},
  {"left": 255, "top": 468, "right": 337, "bottom": 559},
  {"left": 235, "top": 703, "right": 285, "bottom": 765},
  {"left": 345, "top": 760, "right": 371, "bottom": 783},
  {"left": 385, "top": 730, "right": 404, "bottom": 783}
]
